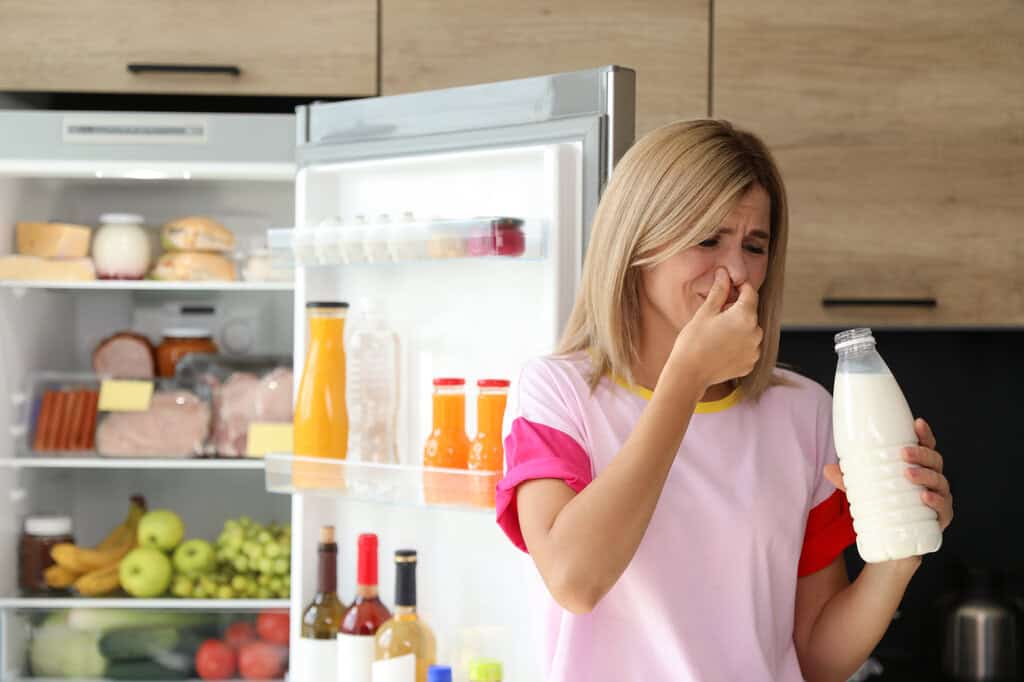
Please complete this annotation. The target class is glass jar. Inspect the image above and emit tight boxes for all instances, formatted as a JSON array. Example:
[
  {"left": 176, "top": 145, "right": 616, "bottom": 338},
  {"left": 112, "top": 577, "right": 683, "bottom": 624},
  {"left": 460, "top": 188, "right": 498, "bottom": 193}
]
[
  {"left": 19, "top": 516, "right": 74, "bottom": 594},
  {"left": 92, "top": 213, "right": 151, "bottom": 280},
  {"left": 156, "top": 329, "right": 219, "bottom": 378},
  {"left": 294, "top": 302, "right": 350, "bottom": 461},
  {"left": 467, "top": 379, "right": 509, "bottom": 508}
]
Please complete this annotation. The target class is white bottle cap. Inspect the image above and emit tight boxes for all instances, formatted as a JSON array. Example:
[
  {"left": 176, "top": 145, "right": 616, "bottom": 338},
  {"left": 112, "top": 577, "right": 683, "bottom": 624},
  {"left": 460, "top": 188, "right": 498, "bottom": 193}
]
[{"left": 25, "top": 516, "right": 72, "bottom": 536}]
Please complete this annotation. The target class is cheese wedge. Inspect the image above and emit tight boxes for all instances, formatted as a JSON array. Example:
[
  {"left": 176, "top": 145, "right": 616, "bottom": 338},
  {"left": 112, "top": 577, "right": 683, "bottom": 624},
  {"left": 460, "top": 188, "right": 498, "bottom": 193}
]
[
  {"left": 0, "top": 255, "right": 96, "bottom": 281},
  {"left": 17, "top": 222, "right": 92, "bottom": 259}
]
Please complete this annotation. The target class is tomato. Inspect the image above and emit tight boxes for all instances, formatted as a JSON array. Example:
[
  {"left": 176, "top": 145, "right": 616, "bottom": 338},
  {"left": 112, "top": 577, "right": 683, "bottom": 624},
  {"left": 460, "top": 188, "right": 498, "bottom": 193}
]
[
  {"left": 224, "top": 621, "right": 257, "bottom": 649},
  {"left": 238, "top": 641, "right": 286, "bottom": 680},
  {"left": 195, "top": 639, "right": 237, "bottom": 681},
  {"left": 256, "top": 610, "right": 290, "bottom": 645}
]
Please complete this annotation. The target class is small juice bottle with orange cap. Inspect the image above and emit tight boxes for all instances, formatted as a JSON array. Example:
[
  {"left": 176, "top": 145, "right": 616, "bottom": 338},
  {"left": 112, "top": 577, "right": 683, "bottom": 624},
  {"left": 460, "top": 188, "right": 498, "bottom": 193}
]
[{"left": 467, "top": 379, "right": 509, "bottom": 507}]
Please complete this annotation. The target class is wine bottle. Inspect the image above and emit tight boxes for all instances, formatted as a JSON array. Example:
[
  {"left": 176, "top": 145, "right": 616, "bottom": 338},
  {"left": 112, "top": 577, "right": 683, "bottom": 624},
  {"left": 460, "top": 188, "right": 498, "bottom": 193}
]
[
  {"left": 338, "top": 533, "right": 392, "bottom": 682},
  {"left": 295, "top": 526, "right": 346, "bottom": 680},
  {"left": 373, "top": 550, "right": 436, "bottom": 682}
]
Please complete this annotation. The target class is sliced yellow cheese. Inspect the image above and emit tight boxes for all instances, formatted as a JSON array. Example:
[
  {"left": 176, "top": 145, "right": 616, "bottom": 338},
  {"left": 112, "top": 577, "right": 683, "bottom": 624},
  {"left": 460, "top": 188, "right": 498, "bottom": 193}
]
[
  {"left": 17, "top": 222, "right": 92, "bottom": 259},
  {"left": 0, "top": 255, "right": 96, "bottom": 281}
]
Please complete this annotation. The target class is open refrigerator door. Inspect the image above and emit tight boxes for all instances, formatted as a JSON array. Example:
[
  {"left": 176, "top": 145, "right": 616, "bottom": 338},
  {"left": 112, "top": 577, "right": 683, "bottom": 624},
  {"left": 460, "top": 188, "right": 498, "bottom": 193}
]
[{"left": 266, "top": 67, "right": 635, "bottom": 681}]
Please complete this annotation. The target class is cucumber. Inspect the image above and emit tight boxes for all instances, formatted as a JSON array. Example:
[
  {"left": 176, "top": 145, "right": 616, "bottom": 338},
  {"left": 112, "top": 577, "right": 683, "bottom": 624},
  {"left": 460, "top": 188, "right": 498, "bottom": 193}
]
[
  {"left": 106, "top": 659, "right": 190, "bottom": 680},
  {"left": 99, "top": 626, "right": 180, "bottom": 661}
]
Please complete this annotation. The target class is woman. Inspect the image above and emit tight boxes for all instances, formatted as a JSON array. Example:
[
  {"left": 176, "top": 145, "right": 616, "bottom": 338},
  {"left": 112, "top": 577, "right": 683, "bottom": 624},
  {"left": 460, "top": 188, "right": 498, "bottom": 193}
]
[{"left": 495, "top": 120, "right": 954, "bottom": 681}]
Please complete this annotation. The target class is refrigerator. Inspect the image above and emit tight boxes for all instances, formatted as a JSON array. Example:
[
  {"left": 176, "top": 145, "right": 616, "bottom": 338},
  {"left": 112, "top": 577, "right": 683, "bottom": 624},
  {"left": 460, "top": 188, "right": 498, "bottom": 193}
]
[
  {"left": 267, "top": 66, "right": 635, "bottom": 681},
  {"left": 0, "top": 111, "right": 297, "bottom": 677},
  {"left": 0, "top": 64, "right": 635, "bottom": 682}
]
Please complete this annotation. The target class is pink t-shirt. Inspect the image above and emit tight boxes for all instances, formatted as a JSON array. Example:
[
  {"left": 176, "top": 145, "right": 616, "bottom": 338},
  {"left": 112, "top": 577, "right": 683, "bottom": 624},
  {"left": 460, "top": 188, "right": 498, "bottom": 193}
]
[{"left": 496, "top": 353, "right": 855, "bottom": 681}]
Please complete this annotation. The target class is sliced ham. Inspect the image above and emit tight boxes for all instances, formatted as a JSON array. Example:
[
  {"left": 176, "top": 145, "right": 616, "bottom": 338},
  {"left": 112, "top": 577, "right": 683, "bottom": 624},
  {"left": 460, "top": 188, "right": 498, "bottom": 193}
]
[{"left": 92, "top": 331, "right": 155, "bottom": 379}]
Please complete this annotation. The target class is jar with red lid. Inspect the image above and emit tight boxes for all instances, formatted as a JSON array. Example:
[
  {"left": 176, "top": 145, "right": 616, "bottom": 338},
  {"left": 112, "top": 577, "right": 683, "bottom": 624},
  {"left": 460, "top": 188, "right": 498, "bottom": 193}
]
[
  {"left": 156, "top": 328, "right": 219, "bottom": 378},
  {"left": 423, "top": 378, "right": 471, "bottom": 505},
  {"left": 468, "top": 379, "right": 510, "bottom": 508},
  {"left": 19, "top": 516, "right": 74, "bottom": 594}
]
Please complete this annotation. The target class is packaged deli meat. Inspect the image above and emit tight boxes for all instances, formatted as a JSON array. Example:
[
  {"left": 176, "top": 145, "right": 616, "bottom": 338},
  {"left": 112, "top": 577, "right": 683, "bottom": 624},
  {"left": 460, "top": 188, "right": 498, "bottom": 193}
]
[
  {"left": 92, "top": 331, "right": 156, "bottom": 379},
  {"left": 95, "top": 386, "right": 211, "bottom": 458},
  {"left": 27, "top": 375, "right": 100, "bottom": 453},
  {"left": 175, "top": 354, "right": 292, "bottom": 457}
]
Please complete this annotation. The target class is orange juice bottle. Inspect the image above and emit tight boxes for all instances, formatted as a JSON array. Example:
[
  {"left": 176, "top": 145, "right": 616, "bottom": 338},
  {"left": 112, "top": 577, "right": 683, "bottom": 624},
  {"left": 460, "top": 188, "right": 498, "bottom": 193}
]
[
  {"left": 467, "top": 379, "right": 509, "bottom": 507},
  {"left": 423, "top": 378, "right": 470, "bottom": 504},
  {"left": 293, "top": 302, "right": 349, "bottom": 489}
]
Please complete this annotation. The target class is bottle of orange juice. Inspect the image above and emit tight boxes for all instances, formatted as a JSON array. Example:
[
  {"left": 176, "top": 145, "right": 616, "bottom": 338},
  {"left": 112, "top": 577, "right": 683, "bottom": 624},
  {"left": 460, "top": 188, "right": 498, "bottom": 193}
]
[
  {"left": 423, "top": 378, "right": 470, "bottom": 504},
  {"left": 293, "top": 302, "right": 349, "bottom": 488},
  {"left": 467, "top": 379, "right": 509, "bottom": 507}
]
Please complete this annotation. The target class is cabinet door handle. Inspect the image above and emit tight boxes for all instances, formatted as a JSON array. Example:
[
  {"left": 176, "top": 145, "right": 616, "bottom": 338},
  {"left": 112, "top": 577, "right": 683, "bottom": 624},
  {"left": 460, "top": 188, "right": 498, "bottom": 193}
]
[
  {"left": 127, "top": 63, "right": 242, "bottom": 76},
  {"left": 821, "top": 297, "right": 938, "bottom": 308}
]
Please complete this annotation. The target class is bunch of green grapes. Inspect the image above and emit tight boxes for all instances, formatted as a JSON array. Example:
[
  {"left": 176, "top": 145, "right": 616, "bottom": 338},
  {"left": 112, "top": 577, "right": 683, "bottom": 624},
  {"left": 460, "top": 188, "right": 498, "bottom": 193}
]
[{"left": 196, "top": 516, "right": 292, "bottom": 599}]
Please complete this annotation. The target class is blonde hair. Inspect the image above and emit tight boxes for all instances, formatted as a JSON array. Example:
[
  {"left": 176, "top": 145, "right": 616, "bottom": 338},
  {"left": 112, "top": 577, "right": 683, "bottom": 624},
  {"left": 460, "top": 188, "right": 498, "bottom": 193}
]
[{"left": 557, "top": 119, "right": 789, "bottom": 401}]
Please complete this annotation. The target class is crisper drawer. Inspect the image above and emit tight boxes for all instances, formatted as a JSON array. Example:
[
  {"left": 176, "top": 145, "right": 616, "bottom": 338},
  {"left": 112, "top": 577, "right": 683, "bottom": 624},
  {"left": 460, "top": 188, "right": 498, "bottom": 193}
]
[
  {"left": 0, "top": 0, "right": 376, "bottom": 97},
  {"left": 1, "top": 602, "right": 289, "bottom": 681}
]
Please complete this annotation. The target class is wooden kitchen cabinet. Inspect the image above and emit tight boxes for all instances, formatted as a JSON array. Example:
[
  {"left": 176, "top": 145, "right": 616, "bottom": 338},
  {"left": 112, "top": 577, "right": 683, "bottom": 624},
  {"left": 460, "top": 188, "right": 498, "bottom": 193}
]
[
  {"left": 381, "top": 0, "right": 709, "bottom": 136},
  {"left": 714, "top": 1, "right": 1024, "bottom": 327},
  {"left": 0, "top": 0, "right": 377, "bottom": 97}
]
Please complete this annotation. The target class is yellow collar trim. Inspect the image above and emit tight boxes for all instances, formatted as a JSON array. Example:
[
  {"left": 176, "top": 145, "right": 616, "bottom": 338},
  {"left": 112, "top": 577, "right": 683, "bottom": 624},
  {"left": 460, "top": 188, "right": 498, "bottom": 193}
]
[{"left": 611, "top": 375, "right": 743, "bottom": 414}]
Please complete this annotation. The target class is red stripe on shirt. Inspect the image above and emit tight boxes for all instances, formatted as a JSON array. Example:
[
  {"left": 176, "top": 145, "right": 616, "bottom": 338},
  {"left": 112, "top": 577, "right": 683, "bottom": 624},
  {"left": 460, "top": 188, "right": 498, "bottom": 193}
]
[{"left": 798, "top": 488, "right": 857, "bottom": 577}]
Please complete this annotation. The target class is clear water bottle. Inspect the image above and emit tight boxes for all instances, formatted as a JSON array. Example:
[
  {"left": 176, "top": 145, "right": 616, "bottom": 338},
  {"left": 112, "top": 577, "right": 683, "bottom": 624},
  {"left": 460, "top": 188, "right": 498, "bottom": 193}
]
[
  {"left": 832, "top": 328, "right": 942, "bottom": 562},
  {"left": 347, "top": 300, "right": 400, "bottom": 464}
]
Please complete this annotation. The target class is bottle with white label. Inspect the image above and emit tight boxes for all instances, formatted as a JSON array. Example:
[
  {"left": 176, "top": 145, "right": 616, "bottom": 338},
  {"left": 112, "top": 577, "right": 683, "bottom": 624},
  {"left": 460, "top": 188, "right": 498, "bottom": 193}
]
[
  {"left": 832, "top": 328, "right": 943, "bottom": 562},
  {"left": 339, "top": 533, "right": 392, "bottom": 682},
  {"left": 296, "top": 526, "right": 346, "bottom": 681},
  {"left": 373, "top": 550, "right": 436, "bottom": 682}
]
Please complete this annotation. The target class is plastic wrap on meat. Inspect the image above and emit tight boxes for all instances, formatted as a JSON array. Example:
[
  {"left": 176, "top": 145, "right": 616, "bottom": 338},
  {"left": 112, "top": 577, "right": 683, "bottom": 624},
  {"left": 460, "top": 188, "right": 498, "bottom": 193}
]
[
  {"left": 96, "top": 390, "right": 211, "bottom": 457},
  {"left": 212, "top": 368, "right": 293, "bottom": 456}
]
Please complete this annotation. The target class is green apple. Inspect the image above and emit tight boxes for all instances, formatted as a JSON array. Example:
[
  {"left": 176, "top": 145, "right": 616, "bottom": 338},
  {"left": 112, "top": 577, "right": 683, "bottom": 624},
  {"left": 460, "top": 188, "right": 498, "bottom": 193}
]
[
  {"left": 119, "top": 547, "right": 173, "bottom": 598},
  {"left": 272, "top": 559, "right": 289, "bottom": 576},
  {"left": 172, "top": 539, "right": 215, "bottom": 577},
  {"left": 137, "top": 509, "right": 185, "bottom": 551}
]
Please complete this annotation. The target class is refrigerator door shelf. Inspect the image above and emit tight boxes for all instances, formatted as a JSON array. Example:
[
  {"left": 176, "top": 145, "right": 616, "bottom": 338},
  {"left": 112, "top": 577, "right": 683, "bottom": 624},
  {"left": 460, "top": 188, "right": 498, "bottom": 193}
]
[
  {"left": 268, "top": 217, "right": 546, "bottom": 268},
  {"left": 265, "top": 454, "right": 499, "bottom": 513}
]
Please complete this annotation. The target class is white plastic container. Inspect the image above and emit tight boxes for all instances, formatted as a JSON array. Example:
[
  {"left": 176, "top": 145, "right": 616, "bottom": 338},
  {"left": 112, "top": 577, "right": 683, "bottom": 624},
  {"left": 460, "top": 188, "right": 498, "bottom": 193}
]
[
  {"left": 832, "top": 328, "right": 942, "bottom": 562},
  {"left": 92, "top": 213, "right": 151, "bottom": 279},
  {"left": 347, "top": 300, "right": 400, "bottom": 464}
]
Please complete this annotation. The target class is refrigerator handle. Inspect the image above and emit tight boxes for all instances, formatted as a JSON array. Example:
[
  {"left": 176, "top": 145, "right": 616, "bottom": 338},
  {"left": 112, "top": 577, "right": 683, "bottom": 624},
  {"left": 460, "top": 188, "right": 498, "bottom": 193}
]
[{"left": 127, "top": 63, "right": 242, "bottom": 76}]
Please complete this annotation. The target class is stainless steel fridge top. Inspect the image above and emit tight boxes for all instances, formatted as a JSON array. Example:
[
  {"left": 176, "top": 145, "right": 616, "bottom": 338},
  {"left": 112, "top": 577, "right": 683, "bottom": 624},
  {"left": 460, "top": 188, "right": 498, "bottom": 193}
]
[{"left": 296, "top": 65, "right": 636, "bottom": 180}]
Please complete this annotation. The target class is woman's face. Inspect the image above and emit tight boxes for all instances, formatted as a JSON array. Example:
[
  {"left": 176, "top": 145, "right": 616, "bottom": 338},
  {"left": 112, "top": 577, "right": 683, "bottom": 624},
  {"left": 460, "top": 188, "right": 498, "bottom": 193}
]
[{"left": 639, "top": 183, "right": 772, "bottom": 334}]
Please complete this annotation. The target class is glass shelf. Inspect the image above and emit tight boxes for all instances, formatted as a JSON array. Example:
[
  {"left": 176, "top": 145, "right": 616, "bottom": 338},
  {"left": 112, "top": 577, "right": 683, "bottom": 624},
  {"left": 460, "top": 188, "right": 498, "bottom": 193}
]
[
  {"left": 268, "top": 216, "right": 546, "bottom": 268},
  {"left": 0, "top": 280, "right": 293, "bottom": 292},
  {"left": 264, "top": 454, "right": 499, "bottom": 513},
  {"left": 0, "top": 457, "right": 265, "bottom": 470},
  {"left": 0, "top": 597, "right": 286, "bottom": 611}
]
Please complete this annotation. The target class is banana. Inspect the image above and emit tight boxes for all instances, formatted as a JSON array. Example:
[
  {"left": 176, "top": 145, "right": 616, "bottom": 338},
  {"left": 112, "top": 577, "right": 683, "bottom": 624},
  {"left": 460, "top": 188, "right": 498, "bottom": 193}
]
[
  {"left": 52, "top": 535, "right": 136, "bottom": 573},
  {"left": 44, "top": 564, "right": 80, "bottom": 589},
  {"left": 96, "top": 495, "right": 147, "bottom": 551},
  {"left": 73, "top": 562, "right": 122, "bottom": 597},
  {"left": 51, "top": 495, "right": 147, "bottom": 574}
]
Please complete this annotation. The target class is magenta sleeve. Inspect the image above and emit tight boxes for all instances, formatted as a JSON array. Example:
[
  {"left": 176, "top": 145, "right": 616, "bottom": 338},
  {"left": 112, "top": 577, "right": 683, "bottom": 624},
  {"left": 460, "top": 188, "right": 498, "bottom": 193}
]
[{"left": 495, "top": 417, "right": 594, "bottom": 552}]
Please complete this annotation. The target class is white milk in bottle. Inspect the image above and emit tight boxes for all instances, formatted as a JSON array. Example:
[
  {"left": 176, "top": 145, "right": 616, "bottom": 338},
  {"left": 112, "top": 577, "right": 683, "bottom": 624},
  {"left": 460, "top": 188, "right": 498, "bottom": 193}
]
[{"left": 832, "top": 328, "right": 942, "bottom": 562}]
